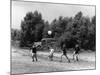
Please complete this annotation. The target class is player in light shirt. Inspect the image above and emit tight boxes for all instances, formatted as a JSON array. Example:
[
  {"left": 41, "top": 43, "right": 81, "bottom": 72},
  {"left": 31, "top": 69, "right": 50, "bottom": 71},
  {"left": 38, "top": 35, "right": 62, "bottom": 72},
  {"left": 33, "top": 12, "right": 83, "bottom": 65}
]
[{"left": 48, "top": 46, "right": 54, "bottom": 61}]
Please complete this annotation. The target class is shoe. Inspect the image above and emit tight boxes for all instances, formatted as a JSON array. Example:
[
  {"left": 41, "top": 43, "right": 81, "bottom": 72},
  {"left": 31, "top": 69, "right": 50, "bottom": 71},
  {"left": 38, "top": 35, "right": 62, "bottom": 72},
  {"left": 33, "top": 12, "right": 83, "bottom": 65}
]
[
  {"left": 68, "top": 60, "right": 70, "bottom": 63},
  {"left": 60, "top": 60, "right": 62, "bottom": 62}
]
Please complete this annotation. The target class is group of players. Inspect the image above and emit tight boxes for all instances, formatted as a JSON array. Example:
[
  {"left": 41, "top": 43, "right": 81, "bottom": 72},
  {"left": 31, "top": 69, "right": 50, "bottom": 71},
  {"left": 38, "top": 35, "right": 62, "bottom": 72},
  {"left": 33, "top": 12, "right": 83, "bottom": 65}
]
[{"left": 30, "top": 43, "right": 80, "bottom": 63}]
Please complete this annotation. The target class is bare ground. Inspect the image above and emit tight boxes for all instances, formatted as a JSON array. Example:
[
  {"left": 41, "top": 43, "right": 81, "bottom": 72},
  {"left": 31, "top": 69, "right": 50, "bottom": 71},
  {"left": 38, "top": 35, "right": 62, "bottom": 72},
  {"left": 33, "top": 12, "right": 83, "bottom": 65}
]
[{"left": 11, "top": 47, "right": 96, "bottom": 74}]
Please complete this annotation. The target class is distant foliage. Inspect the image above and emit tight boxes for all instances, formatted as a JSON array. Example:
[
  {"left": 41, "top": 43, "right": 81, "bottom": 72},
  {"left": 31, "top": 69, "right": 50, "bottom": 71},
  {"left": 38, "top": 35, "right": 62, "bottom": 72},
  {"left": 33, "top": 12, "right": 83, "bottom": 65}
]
[
  {"left": 12, "top": 11, "right": 96, "bottom": 51},
  {"left": 50, "top": 11, "right": 96, "bottom": 51},
  {"left": 11, "top": 29, "right": 21, "bottom": 41}
]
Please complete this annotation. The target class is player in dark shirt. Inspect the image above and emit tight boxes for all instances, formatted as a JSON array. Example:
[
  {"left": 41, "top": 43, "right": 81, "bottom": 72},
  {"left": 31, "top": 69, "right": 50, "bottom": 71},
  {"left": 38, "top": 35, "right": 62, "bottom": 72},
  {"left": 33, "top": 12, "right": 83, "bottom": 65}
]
[
  {"left": 60, "top": 44, "right": 70, "bottom": 63},
  {"left": 31, "top": 45, "right": 38, "bottom": 62},
  {"left": 73, "top": 44, "right": 80, "bottom": 61}
]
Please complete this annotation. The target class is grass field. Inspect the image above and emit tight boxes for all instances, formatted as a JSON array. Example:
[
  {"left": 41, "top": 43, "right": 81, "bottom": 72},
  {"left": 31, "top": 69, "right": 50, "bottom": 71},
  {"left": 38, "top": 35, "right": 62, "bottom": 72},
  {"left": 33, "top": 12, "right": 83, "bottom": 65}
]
[{"left": 11, "top": 47, "right": 96, "bottom": 74}]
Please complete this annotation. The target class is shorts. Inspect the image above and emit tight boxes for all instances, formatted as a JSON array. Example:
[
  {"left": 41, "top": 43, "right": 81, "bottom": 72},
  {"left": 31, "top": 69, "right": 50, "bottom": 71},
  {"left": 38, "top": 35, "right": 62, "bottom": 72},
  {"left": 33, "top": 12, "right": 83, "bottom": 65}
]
[
  {"left": 32, "top": 53, "right": 36, "bottom": 57},
  {"left": 49, "top": 53, "right": 53, "bottom": 58},
  {"left": 63, "top": 52, "right": 66, "bottom": 55},
  {"left": 73, "top": 51, "right": 79, "bottom": 55}
]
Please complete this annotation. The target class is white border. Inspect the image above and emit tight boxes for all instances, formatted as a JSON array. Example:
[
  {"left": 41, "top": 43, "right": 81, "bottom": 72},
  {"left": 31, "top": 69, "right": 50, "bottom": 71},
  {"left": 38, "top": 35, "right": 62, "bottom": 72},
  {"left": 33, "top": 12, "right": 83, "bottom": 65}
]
[{"left": 0, "top": 0, "right": 99, "bottom": 75}]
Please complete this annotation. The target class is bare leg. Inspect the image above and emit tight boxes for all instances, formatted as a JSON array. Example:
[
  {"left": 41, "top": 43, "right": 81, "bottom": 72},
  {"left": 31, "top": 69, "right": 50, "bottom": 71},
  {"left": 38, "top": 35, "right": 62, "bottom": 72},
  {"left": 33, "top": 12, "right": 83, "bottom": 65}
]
[
  {"left": 60, "top": 54, "right": 63, "bottom": 62},
  {"left": 48, "top": 54, "right": 52, "bottom": 61},
  {"left": 73, "top": 54, "right": 75, "bottom": 60},
  {"left": 65, "top": 55, "right": 70, "bottom": 63},
  {"left": 50, "top": 54, "right": 53, "bottom": 61},
  {"left": 48, "top": 56, "right": 50, "bottom": 60},
  {"left": 51, "top": 54, "right": 53, "bottom": 61},
  {"left": 73, "top": 51, "right": 75, "bottom": 60},
  {"left": 76, "top": 54, "right": 79, "bottom": 61},
  {"left": 35, "top": 54, "right": 38, "bottom": 61},
  {"left": 32, "top": 55, "right": 34, "bottom": 62}
]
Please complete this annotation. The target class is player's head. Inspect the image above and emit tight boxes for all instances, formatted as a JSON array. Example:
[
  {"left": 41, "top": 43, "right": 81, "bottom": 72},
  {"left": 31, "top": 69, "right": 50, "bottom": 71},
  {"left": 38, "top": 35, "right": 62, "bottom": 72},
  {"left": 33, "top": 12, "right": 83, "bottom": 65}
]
[
  {"left": 63, "top": 44, "right": 66, "bottom": 47},
  {"left": 75, "top": 44, "right": 79, "bottom": 47}
]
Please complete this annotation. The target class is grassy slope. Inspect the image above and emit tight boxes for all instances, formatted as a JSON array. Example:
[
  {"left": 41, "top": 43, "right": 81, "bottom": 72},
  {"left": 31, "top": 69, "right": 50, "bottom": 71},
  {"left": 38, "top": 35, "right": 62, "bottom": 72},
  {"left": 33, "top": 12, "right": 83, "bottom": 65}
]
[{"left": 11, "top": 48, "right": 96, "bottom": 74}]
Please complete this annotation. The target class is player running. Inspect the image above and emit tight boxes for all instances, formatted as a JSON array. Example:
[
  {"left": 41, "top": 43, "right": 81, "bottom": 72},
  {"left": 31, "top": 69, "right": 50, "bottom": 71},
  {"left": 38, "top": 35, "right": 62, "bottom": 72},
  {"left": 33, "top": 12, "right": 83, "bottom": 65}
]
[
  {"left": 73, "top": 44, "right": 80, "bottom": 61},
  {"left": 48, "top": 46, "right": 55, "bottom": 61},
  {"left": 60, "top": 44, "right": 70, "bottom": 63},
  {"left": 31, "top": 44, "right": 38, "bottom": 62}
]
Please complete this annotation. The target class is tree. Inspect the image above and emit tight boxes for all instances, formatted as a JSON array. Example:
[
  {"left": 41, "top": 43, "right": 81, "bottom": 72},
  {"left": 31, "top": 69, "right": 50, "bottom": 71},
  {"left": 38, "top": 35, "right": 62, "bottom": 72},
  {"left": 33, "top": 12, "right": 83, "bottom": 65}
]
[
  {"left": 11, "top": 29, "right": 21, "bottom": 41},
  {"left": 20, "top": 11, "right": 44, "bottom": 47},
  {"left": 54, "top": 11, "right": 96, "bottom": 50},
  {"left": 51, "top": 16, "right": 71, "bottom": 38},
  {"left": 86, "top": 16, "right": 96, "bottom": 50},
  {"left": 42, "top": 21, "right": 50, "bottom": 38}
]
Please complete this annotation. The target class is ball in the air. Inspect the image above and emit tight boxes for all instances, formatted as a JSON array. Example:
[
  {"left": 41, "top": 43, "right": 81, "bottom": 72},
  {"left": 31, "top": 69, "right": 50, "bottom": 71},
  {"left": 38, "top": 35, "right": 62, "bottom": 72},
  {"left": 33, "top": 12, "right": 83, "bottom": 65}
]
[{"left": 48, "top": 31, "right": 52, "bottom": 35}]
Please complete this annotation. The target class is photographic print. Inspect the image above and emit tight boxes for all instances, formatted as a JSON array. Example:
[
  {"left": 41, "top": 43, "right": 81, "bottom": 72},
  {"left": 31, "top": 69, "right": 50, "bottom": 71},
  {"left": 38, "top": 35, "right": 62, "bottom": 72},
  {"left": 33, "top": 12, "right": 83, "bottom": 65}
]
[{"left": 11, "top": 0, "right": 96, "bottom": 74}]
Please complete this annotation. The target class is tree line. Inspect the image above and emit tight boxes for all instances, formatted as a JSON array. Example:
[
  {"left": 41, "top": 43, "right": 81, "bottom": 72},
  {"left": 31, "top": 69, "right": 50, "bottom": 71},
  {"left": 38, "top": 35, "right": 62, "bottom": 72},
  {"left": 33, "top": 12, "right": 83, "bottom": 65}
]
[{"left": 11, "top": 10, "right": 96, "bottom": 51}]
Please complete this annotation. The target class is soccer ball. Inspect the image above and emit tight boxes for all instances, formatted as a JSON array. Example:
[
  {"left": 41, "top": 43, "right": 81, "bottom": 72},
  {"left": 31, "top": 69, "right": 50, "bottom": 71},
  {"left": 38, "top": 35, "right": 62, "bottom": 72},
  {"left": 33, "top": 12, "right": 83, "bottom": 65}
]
[{"left": 48, "top": 31, "right": 52, "bottom": 35}]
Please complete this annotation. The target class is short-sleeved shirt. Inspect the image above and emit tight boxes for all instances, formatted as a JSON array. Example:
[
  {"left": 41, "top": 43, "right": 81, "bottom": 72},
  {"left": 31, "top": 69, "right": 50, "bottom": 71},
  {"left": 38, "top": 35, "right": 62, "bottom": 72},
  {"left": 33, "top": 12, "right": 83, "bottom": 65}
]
[
  {"left": 75, "top": 46, "right": 80, "bottom": 54},
  {"left": 49, "top": 48, "right": 54, "bottom": 55},
  {"left": 32, "top": 47, "right": 37, "bottom": 53},
  {"left": 62, "top": 47, "right": 66, "bottom": 55}
]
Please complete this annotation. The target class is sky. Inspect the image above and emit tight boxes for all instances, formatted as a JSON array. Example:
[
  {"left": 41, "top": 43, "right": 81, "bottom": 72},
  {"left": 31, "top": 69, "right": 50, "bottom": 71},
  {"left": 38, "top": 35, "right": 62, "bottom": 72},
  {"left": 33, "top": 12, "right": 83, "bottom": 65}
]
[{"left": 12, "top": 0, "right": 95, "bottom": 29}]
